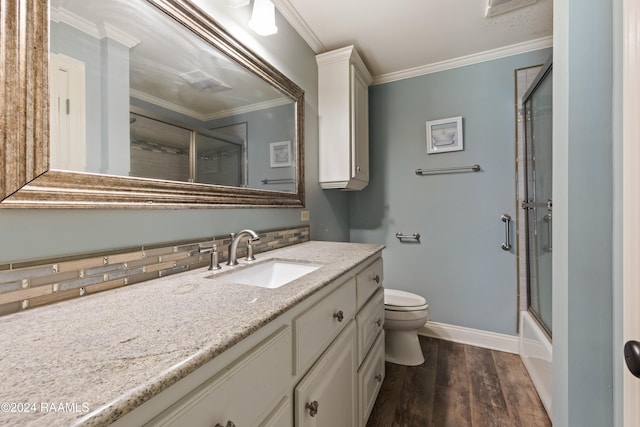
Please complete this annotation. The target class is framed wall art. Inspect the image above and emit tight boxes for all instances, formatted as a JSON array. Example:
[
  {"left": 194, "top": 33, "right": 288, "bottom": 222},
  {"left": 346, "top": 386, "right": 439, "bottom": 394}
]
[
  {"left": 426, "top": 116, "right": 463, "bottom": 154},
  {"left": 269, "top": 141, "right": 292, "bottom": 167}
]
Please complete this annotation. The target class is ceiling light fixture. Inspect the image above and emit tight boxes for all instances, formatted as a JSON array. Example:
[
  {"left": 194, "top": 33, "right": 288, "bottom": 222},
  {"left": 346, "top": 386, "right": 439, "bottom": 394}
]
[{"left": 248, "top": 0, "right": 278, "bottom": 36}]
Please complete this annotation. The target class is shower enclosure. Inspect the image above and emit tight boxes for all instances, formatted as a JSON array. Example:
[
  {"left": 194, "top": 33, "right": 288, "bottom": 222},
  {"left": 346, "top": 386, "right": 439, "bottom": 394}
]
[
  {"left": 522, "top": 58, "right": 553, "bottom": 337},
  {"left": 523, "top": 58, "right": 553, "bottom": 336},
  {"left": 516, "top": 56, "right": 553, "bottom": 416}
]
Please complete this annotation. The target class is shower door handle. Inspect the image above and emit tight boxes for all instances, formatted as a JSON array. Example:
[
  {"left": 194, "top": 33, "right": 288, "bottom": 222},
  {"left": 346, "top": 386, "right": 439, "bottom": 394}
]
[
  {"left": 501, "top": 214, "right": 511, "bottom": 251},
  {"left": 544, "top": 199, "right": 552, "bottom": 252},
  {"left": 543, "top": 213, "right": 552, "bottom": 251},
  {"left": 624, "top": 340, "right": 640, "bottom": 378}
]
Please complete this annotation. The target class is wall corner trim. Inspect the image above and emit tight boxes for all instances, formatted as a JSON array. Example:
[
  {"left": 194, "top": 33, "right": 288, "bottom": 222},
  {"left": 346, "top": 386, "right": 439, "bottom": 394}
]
[{"left": 419, "top": 321, "right": 519, "bottom": 354}]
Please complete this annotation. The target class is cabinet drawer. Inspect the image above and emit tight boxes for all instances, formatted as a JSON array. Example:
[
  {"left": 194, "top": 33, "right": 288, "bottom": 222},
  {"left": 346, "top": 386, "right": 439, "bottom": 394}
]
[
  {"left": 260, "top": 397, "right": 292, "bottom": 427},
  {"left": 356, "top": 257, "right": 383, "bottom": 309},
  {"left": 294, "top": 278, "right": 356, "bottom": 374},
  {"left": 356, "top": 288, "right": 384, "bottom": 365},
  {"left": 358, "top": 331, "right": 385, "bottom": 427},
  {"left": 149, "top": 326, "right": 291, "bottom": 427}
]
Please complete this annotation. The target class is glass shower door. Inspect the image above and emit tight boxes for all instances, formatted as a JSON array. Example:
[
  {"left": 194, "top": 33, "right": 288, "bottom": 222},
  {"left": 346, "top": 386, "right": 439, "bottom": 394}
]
[{"left": 523, "top": 63, "right": 553, "bottom": 336}]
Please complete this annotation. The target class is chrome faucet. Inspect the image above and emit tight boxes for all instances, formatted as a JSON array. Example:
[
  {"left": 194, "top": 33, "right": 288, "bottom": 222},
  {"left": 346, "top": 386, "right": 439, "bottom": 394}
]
[{"left": 227, "top": 229, "right": 260, "bottom": 266}]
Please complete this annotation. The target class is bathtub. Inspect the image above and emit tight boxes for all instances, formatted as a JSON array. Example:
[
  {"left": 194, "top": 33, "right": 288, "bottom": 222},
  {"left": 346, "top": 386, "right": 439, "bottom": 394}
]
[{"left": 519, "top": 310, "right": 552, "bottom": 416}]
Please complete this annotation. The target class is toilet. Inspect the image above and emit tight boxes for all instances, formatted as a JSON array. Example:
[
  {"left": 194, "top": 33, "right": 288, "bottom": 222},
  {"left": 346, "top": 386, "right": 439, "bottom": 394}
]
[{"left": 383, "top": 288, "right": 429, "bottom": 366}]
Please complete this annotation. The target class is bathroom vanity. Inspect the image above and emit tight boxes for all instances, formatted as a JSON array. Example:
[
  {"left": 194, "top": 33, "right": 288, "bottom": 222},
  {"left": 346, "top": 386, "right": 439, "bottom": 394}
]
[{"left": 0, "top": 241, "right": 384, "bottom": 426}]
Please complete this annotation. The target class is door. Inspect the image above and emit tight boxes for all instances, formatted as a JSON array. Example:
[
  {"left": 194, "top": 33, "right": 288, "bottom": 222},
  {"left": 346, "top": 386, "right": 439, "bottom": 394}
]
[
  {"left": 523, "top": 62, "right": 553, "bottom": 336},
  {"left": 622, "top": 0, "right": 640, "bottom": 423},
  {"left": 350, "top": 64, "right": 369, "bottom": 183},
  {"left": 49, "top": 54, "right": 86, "bottom": 171}
]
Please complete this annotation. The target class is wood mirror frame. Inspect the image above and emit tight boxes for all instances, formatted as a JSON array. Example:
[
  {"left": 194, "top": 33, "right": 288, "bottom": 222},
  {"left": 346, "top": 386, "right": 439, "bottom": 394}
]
[{"left": 0, "top": 0, "right": 305, "bottom": 208}]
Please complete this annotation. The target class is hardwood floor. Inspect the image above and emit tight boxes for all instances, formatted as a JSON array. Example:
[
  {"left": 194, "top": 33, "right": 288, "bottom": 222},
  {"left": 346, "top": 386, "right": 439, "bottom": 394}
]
[{"left": 366, "top": 336, "right": 551, "bottom": 427}]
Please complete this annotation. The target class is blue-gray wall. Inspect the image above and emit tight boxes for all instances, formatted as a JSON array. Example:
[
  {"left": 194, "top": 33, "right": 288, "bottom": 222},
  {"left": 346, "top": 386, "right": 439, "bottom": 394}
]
[
  {"left": 206, "top": 103, "right": 296, "bottom": 191},
  {"left": 0, "top": 3, "right": 350, "bottom": 263},
  {"left": 350, "top": 49, "right": 551, "bottom": 336},
  {"left": 553, "top": 0, "right": 615, "bottom": 425}
]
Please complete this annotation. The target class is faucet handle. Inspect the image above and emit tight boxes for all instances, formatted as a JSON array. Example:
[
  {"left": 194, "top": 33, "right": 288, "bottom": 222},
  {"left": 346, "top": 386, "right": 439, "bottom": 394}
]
[
  {"left": 210, "top": 244, "right": 221, "bottom": 270},
  {"left": 246, "top": 239, "right": 256, "bottom": 261},
  {"left": 199, "top": 242, "right": 214, "bottom": 254}
]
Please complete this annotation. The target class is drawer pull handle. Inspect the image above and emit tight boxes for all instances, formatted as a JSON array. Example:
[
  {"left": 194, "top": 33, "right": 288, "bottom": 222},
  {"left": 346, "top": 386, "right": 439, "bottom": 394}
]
[
  {"left": 373, "top": 274, "right": 380, "bottom": 284},
  {"left": 333, "top": 310, "right": 344, "bottom": 322},
  {"left": 375, "top": 374, "right": 383, "bottom": 382},
  {"left": 306, "top": 400, "right": 319, "bottom": 417},
  {"left": 374, "top": 318, "right": 382, "bottom": 327},
  {"left": 215, "top": 422, "right": 236, "bottom": 427}
]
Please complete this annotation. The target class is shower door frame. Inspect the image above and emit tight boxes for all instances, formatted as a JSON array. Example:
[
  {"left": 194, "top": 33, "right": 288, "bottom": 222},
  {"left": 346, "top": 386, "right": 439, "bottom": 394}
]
[{"left": 522, "top": 57, "right": 553, "bottom": 338}]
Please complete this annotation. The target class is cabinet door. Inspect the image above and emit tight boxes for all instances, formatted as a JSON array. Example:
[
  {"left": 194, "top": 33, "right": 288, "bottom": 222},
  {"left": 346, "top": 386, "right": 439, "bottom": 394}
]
[
  {"left": 351, "top": 64, "right": 369, "bottom": 184},
  {"left": 149, "top": 327, "right": 291, "bottom": 427},
  {"left": 358, "top": 332, "right": 385, "bottom": 426},
  {"left": 295, "top": 321, "right": 357, "bottom": 427}
]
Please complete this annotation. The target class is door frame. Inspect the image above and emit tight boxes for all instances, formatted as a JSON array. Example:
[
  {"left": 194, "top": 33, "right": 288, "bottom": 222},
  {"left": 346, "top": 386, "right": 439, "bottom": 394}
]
[{"left": 622, "top": 0, "right": 640, "bottom": 424}]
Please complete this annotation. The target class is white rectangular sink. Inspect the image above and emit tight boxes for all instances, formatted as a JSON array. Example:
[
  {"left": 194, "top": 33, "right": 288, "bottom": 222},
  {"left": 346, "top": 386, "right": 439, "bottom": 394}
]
[{"left": 221, "top": 260, "right": 321, "bottom": 289}]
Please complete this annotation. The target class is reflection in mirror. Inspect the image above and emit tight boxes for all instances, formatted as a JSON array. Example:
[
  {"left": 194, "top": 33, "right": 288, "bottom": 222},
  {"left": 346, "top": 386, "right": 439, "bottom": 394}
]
[{"left": 49, "top": 0, "right": 297, "bottom": 193}]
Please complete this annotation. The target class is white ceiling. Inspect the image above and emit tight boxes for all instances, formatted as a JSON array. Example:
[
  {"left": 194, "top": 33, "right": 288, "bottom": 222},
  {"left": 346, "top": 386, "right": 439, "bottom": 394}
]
[{"left": 275, "top": 0, "right": 553, "bottom": 83}]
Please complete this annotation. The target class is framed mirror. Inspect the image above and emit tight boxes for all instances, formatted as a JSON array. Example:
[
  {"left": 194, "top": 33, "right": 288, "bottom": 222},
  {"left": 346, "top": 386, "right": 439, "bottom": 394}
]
[{"left": 0, "top": 0, "right": 305, "bottom": 208}]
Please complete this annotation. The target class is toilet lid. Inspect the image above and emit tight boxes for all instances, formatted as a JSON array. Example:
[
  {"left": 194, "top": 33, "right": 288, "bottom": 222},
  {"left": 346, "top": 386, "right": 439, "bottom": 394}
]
[{"left": 384, "top": 288, "right": 427, "bottom": 308}]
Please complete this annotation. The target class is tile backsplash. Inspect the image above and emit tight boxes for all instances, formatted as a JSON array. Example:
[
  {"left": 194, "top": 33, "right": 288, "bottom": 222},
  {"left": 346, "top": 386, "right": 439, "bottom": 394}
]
[{"left": 0, "top": 226, "right": 309, "bottom": 317}]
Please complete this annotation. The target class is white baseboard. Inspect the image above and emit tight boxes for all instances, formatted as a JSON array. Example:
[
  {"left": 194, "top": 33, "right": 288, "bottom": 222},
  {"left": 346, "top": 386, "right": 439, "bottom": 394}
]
[{"left": 419, "top": 321, "right": 519, "bottom": 354}]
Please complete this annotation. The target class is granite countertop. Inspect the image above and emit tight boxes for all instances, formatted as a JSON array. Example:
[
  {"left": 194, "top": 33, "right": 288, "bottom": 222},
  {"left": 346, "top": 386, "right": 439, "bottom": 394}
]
[{"left": 0, "top": 241, "right": 383, "bottom": 427}]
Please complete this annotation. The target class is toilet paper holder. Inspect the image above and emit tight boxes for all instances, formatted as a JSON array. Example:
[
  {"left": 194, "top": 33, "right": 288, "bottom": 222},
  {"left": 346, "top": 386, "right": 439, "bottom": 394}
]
[{"left": 395, "top": 232, "right": 420, "bottom": 243}]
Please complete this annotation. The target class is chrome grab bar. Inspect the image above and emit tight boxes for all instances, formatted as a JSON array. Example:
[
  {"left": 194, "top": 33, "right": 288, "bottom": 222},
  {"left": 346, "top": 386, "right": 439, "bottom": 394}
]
[
  {"left": 261, "top": 178, "right": 294, "bottom": 184},
  {"left": 415, "top": 164, "right": 480, "bottom": 175},
  {"left": 501, "top": 214, "right": 512, "bottom": 251},
  {"left": 395, "top": 232, "right": 421, "bottom": 242}
]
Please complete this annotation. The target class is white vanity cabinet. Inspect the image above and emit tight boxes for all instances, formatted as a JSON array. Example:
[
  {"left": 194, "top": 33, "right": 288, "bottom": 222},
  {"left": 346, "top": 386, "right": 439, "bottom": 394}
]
[
  {"left": 317, "top": 45, "right": 373, "bottom": 191},
  {"left": 113, "top": 254, "right": 384, "bottom": 427},
  {"left": 293, "top": 278, "right": 356, "bottom": 375},
  {"left": 355, "top": 260, "right": 385, "bottom": 426},
  {"left": 294, "top": 321, "right": 357, "bottom": 426},
  {"left": 142, "top": 327, "right": 293, "bottom": 427},
  {"left": 358, "top": 332, "right": 385, "bottom": 425}
]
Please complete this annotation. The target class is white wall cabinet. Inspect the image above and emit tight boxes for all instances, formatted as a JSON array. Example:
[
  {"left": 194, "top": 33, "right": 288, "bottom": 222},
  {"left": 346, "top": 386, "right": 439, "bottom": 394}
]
[
  {"left": 114, "top": 255, "right": 384, "bottom": 427},
  {"left": 317, "top": 45, "right": 373, "bottom": 191}
]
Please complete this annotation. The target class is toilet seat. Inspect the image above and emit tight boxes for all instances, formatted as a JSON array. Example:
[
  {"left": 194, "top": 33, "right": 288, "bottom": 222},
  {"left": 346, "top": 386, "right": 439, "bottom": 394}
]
[{"left": 384, "top": 288, "right": 428, "bottom": 312}]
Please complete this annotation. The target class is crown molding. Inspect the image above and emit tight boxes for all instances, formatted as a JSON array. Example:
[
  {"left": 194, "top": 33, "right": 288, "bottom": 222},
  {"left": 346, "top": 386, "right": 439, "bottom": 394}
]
[
  {"left": 50, "top": 7, "right": 139, "bottom": 48},
  {"left": 131, "top": 89, "right": 292, "bottom": 122},
  {"left": 273, "top": 0, "right": 326, "bottom": 52},
  {"left": 373, "top": 36, "right": 553, "bottom": 85},
  {"left": 272, "top": 2, "right": 551, "bottom": 85}
]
